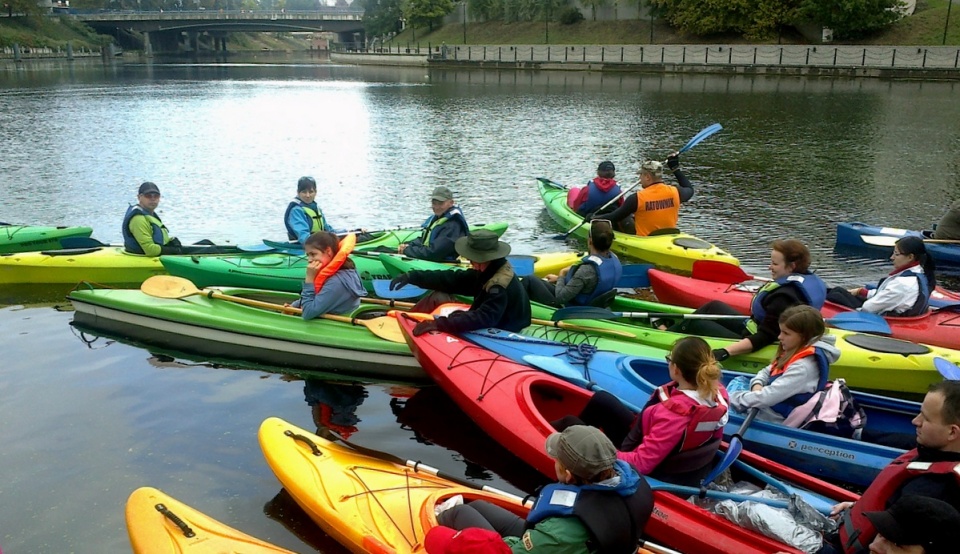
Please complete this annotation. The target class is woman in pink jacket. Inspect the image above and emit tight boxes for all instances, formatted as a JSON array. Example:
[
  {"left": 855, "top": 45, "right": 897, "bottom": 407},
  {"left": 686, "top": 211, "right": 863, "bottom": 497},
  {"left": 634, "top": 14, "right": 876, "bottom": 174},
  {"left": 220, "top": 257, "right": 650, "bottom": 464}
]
[{"left": 553, "top": 336, "right": 729, "bottom": 486}]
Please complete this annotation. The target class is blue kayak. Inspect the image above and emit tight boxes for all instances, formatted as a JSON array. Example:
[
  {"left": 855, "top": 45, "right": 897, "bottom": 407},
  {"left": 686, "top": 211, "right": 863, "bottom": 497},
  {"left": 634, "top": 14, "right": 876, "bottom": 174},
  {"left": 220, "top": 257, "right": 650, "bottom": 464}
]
[
  {"left": 836, "top": 221, "right": 960, "bottom": 266},
  {"left": 464, "top": 328, "right": 918, "bottom": 488}
]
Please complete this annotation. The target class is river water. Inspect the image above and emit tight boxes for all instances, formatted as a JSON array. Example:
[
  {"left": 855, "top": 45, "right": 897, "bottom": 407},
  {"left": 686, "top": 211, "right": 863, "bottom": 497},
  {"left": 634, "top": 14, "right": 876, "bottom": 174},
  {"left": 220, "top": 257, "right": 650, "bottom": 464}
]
[{"left": 1, "top": 57, "right": 959, "bottom": 553}]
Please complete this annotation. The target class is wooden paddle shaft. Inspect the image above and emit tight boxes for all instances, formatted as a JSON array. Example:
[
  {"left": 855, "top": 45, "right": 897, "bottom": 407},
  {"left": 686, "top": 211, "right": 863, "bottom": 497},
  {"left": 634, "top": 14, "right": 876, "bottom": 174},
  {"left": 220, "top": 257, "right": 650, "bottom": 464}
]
[{"left": 208, "top": 290, "right": 302, "bottom": 315}]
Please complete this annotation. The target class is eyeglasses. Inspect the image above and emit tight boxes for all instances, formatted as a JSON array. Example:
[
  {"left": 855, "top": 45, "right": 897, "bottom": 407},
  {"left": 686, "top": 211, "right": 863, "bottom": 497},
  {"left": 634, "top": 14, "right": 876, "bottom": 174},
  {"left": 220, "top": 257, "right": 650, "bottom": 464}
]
[
  {"left": 892, "top": 250, "right": 906, "bottom": 257},
  {"left": 664, "top": 355, "right": 672, "bottom": 364}
]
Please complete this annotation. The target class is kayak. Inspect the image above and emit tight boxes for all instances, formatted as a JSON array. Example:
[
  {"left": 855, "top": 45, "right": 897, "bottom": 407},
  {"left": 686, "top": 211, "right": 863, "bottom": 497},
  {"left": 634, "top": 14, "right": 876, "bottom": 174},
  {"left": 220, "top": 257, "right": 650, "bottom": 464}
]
[
  {"left": 67, "top": 285, "right": 424, "bottom": 381},
  {"left": 836, "top": 221, "right": 960, "bottom": 266},
  {"left": 159, "top": 249, "right": 579, "bottom": 294},
  {"left": 537, "top": 178, "right": 739, "bottom": 272},
  {"left": 377, "top": 255, "right": 960, "bottom": 394},
  {"left": 0, "top": 223, "right": 93, "bottom": 254},
  {"left": 398, "top": 317, "right": 858, "bottom": 554},
  {"left": 258, "top": 417, "right": 533, "bottom": 554},
  {"left": 0, "top": 244, "right": 243, "bottom": 286},
  {"left": 463, "top": 329, "right": 916, "bottom": 488},
  {"left": 125, "top": 486, "right": 294, "bottom": 554},
  {"left": 648, "top": 265, "right": 960, "bottom": 351}
]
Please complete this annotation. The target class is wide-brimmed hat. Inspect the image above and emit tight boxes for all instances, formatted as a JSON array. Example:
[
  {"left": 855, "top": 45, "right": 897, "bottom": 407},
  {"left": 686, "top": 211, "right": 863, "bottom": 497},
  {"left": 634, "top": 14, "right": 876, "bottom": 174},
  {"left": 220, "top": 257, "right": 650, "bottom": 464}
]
[
  {"left": 864, "top": 496, "right": 960, "bottom": 554},
  {"left": 545, "top": 425, "right": 617, "bottom": 480},
  {"left": 455, "top": 230, "right": 511, "bottom": 263}
]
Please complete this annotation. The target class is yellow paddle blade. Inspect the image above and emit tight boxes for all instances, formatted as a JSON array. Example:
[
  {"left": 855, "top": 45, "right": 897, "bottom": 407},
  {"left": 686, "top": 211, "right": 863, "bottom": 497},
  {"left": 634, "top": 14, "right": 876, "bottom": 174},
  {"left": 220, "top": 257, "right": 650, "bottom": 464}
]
[
  {"left": 140, "top": 275, "right": 202, "bottom": 298},
  {"left": 320, "top": 313, "right": 407, "bottom": 343}
]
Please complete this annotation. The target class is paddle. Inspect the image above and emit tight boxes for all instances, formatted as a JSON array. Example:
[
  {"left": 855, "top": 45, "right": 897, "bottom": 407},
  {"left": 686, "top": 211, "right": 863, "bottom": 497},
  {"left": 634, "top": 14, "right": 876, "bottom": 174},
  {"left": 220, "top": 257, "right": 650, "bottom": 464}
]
[
  {"left": 699, "top": 408, "right": 759, "bottom": 488},
  {"left": 826, "top": 311, "right": 892, "bottom": 335},
  {"left": 372, "top": 279, "right": 428, "bottom": 299},
  {"left": 321, "top": 430, "right": 684, "bottom": 554},
  {"left": 935, "top": 357, "right": 960, "bottom": 380},
  {"left": 552, "top": 123, "right": 723, "bottom": 240},
  {"left": 139, "top": 275, "right": 406, "bottom": 343},
  {"left": 860, "top": 235, "right": 960, "bottom": 247},
  {"left": 536, "top": 177, "right": 568, "bottom": 190},
  {"left": 552, "top": 306, "right": 749, "bottom": 322},
  {"left": 690, "top": 260, "right": 757, "bottom": 284},
  {"left": 59, "top": 237, "right": 115, "bottom": 249}
]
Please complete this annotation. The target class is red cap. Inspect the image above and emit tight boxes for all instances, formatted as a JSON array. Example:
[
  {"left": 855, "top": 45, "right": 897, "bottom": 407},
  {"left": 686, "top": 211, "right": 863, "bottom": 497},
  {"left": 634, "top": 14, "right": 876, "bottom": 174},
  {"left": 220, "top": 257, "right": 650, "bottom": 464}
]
[{"left": 424, "top": 526, "right": 510, "bottom": 554}]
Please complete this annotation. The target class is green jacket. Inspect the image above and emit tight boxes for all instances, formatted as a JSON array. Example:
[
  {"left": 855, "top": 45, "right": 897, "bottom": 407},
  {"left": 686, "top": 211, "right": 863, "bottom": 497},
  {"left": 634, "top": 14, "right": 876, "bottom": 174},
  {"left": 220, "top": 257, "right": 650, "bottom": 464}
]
[{"left": 504, "top": 516, "right": 594, "bottom": 554}]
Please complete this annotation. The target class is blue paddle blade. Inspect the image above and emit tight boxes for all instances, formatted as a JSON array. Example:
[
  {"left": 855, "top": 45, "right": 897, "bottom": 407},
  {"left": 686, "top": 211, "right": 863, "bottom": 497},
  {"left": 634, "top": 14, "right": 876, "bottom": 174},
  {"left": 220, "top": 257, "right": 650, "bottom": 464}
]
[
  {"left": 507, "top": 255, "right": 536, "bottom": 278},
  {"left": 522, "top": 355, "right": 589, "bottom": 385},
  {"left": 700, "top": 437, "right": 743, "bottom": 487},
  {"left": 237, "top": 243, "right": 277, "bottom": 253},
  {"left": 617, "top": 264, "right": 653, "bottom": 288},
  {"left": 826, "top": 311, "right": 892, "bottom": 335},
  {"left": 935, "top": 357, "right": 960, "bottom": 380},
  {"left": 59, "top": 237, "right": 110, "bottom": 249},
  {"left": 372, "top": 279, "right": 427, "bottom": 299},
  {"left": 678, "top": 123, "right": 723, "bottom": 154}
]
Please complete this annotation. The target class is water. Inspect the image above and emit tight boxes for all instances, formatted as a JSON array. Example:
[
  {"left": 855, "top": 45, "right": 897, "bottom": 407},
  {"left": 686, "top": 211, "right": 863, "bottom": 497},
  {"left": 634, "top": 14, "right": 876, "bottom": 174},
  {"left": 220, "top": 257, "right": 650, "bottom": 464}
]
[{"left": 2, "top": 58, "right": 960, "bottom": 553}]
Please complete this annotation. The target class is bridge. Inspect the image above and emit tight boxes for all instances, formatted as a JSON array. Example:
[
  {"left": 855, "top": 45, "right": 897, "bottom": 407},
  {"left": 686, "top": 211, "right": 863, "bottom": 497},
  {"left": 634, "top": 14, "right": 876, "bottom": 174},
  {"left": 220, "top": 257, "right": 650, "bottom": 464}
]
[{"left": 68, "top": 9, "right": 366, "bottom": 53}]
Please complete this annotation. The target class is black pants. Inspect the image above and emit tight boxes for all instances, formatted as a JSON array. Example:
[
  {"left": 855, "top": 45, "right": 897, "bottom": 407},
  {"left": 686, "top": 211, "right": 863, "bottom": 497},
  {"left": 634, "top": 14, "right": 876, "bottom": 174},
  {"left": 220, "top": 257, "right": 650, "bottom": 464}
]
[
  {"left": 437, "top": 500, "right": 526, "bottom": 538},
  {"left": 520, "top": 277, "right": 560, "bottom": 307},
  {"left": 552, "top": 390, "right": 635, "bottom": 449},
  {"left": 666, "top": 300, "right": 744, "bottom": 339},
  {"left": 826, "top": 286, "right": 865, "bottom": 309}
]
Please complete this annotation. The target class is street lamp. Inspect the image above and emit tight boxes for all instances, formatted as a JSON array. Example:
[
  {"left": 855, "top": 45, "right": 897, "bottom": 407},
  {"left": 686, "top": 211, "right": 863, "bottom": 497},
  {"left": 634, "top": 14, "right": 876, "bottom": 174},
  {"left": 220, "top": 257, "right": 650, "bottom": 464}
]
[
  {"left": 944, "top": 0, "right": 954, "bottom": 45},
  {"left": 462, "top": 1, "right": 466, "bottom": 44},
  {"left": 544, "top": 0, "right": 549, "bottom": 44}
]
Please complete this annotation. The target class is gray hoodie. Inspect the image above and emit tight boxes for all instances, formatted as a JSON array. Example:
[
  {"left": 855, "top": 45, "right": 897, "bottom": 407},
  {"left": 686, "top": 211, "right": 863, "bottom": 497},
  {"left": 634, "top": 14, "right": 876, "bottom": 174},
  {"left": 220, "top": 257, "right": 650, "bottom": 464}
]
[{"left": 729, "top": 334, "right": 841, "bottom": 423}]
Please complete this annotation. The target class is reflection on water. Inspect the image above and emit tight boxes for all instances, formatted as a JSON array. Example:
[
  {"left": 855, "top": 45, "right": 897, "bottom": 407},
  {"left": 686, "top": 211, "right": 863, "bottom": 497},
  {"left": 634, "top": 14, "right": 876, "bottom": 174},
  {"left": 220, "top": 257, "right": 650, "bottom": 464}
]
[{"left": 2, "top": 60, "right": 960, "bottom": 553}]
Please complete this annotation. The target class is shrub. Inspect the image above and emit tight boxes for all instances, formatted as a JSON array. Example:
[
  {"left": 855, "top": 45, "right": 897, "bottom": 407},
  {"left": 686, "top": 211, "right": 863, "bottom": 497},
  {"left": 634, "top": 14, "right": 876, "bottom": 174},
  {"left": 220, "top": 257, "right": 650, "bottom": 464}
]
[{"left": 559, "top": 7, "right": 584, "bottom": 25}]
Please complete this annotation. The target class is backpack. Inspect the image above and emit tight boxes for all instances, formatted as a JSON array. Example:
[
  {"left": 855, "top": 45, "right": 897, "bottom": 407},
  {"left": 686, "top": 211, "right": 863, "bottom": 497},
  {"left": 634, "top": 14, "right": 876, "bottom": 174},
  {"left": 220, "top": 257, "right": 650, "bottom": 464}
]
[{"left": 782, "top": 378, "right": 867, "bottom": 440}]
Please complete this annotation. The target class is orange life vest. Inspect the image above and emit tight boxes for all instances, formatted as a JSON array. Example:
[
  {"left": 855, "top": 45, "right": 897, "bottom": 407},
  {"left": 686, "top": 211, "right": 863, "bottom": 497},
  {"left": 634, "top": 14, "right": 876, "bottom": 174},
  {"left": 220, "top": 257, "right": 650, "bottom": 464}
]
[
  {"left": 633, "top": 183, "right": 680, "bottom": 237},
  {"left": 313, "top": 233, "right": 356, "bottom": 293}
]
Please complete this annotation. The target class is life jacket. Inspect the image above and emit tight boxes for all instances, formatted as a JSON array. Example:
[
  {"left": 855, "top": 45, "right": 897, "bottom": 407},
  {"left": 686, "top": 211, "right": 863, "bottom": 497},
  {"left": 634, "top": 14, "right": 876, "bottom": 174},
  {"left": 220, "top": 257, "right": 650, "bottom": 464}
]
[
  {"left": 837, "top": 450, "right": 960, "bottom": 554},
  {"left": 766, "top": 345, "right": 831, "bottom": 419},
  {"left": 750, "top": 272, "right": 827, "bottom": 322},
  {"left": 121, "top": 205, "right": 170, "bottom": 254},
  {"left": 525, "top": 465, "right": 651, "bottom": 554},
  {"left": 284, "top": 199, "right": 326, "bottom": 240},
  {"left": 313, "top": 233, "right": 356, "bottom": 293},
  {"left": 565, "top": 253, "right": 623, "bottom": 306},
  {"left": 578, "top": 179, "right": 621, "bottom": 214},
  {"left": 877, "top": 268, "right": 931, "bottom": 316},
  {"left": 633, "top": 183, "right": 680, "bottom": 237},
  {"left": 418, "top": 207, "right": 468, "bottom": 252},
  {"left": 623, "top": 383, "right": 728, "bottom": 474},
  {"left": 782, "top": 378, "right": 867, "bottom": 439}
]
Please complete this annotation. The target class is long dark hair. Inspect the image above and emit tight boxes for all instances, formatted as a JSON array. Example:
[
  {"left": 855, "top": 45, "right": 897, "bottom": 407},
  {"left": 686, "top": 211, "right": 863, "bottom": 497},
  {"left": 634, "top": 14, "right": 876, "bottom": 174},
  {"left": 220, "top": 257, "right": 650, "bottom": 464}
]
[
  {"left": 896, "top": 236, "right": 937, "bottom": 290},
  {"left": 670, "top": 336, "right": 721, "bottom": 398},
  {"left": 304, "top": 231, "right": 355, "bottom": 270}
]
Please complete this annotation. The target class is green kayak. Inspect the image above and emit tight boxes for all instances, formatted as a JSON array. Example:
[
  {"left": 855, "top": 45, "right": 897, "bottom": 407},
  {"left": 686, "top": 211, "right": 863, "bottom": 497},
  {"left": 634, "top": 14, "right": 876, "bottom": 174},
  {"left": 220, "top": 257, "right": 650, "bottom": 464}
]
[
  {"left": 0, "top": 223, "right": 93, "bottom": 254},
  {"left": 67, "top": 284, "right": 424, "bottom": 381},
  {"left": 382, "top": 255, "right": 959, "bottom": 395},
  {"left": 159, "top": 222, "right": 509, "bottom": 293}
]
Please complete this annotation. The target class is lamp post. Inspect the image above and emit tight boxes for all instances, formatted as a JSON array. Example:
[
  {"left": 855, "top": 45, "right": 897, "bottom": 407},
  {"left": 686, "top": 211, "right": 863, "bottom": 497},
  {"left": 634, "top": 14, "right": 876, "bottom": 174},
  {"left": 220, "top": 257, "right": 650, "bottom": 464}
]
[
  {"left": 544, "top": 0, "right": 549, "bottom": 44},
  {"left": 462, "top": 1, "right": 466, "bottom": 44},
  {"left": 945, "top": 0, "right": 954, "bottom": 45}
]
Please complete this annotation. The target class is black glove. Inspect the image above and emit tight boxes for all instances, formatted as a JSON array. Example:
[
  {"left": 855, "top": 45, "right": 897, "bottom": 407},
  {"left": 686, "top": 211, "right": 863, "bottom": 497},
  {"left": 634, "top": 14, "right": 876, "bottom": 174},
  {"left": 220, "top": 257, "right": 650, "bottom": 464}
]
[
  {"left": 712, "top": 348, "right": 730, "bottom": 362},
  {"left": 666, "top": 153, "right": 680, "bottom": 171},
  {"left": 412, "top": 319, "right": 439, "bottom": 336},
  {"left": 389, "top": 273, "right": 411, "bottom": 291}
]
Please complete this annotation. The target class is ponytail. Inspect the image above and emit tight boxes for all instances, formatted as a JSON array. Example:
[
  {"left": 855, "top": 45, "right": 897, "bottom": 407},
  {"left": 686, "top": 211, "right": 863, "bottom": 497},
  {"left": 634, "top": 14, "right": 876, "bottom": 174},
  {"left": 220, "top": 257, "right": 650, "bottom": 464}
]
[
  {"left": 896, "top": 236, "right": 937, "bottom": 290},
  {"left": 670, "top": 336, "right": 721, "bottom": 399}
]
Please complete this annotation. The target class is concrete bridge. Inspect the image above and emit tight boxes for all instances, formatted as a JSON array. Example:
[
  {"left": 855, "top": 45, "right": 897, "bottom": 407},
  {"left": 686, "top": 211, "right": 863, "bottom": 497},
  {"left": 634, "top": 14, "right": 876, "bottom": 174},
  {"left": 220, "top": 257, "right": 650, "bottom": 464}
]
[{"left": 68, "top": 9, "right": 366, "bottom": 53}]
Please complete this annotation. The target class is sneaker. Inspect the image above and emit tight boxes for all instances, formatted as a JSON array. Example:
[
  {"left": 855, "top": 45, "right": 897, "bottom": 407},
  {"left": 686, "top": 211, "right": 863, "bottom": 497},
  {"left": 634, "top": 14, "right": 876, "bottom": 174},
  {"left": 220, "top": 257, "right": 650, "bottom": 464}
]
[{"left": 434, "top": 494, "right": 463, "bottom": 516}]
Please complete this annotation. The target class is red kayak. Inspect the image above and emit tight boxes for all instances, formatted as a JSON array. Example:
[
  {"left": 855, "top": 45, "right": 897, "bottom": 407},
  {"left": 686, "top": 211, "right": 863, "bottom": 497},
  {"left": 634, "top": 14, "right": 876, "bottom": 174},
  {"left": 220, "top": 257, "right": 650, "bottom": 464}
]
[
  {"left": 398, "top": 315, "right": 857, "bottom": 554},
  {"left": 649, "top": 263, "right": 960, "bottom": 350}
]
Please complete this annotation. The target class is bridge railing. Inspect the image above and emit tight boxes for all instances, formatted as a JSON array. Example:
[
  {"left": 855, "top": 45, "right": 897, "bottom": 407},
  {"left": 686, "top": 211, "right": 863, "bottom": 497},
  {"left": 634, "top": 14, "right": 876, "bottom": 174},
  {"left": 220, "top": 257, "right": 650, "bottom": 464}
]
[{"left": 66, "top": 8, "right": 364, "bottom": 20}]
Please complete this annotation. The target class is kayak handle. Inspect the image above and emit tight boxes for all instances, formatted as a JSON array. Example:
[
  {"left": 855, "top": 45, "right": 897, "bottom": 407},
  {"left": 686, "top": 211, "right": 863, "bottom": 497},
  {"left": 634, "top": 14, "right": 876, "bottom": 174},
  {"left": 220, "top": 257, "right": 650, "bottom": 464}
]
[
  {"left": 284, "top": 429, "right": 322, "bottom": 456},
  {"left": 154, "top": 503, "right": 196, "bottom": 538}
]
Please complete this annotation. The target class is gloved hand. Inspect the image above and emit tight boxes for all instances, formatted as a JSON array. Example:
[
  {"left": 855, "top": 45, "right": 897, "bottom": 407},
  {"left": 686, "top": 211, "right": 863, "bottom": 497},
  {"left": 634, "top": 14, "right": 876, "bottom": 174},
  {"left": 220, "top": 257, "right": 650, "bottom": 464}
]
[
  {"left": 412, "top": 319, "right": 439, "bottom": 336},
  {"left": 389, "top": 273, "right": 411, "bottom": 291},
  {"left": 712, "top": 348, "right": 730, "bottom": 362},
  {"left": 666, "top": 153, "right": 680, "bottom": 171}
]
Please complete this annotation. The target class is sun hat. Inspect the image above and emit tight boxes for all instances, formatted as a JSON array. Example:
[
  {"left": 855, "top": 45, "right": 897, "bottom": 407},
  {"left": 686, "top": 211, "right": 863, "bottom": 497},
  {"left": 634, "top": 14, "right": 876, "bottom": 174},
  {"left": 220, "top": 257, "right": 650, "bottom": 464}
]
[
  {"left": 454, "top": 230, "right": 511, "bottom": 263},
  {"left": 864, "top": 495, "right": 960, "bottom": 554},
  {"left": 431, "top": 186, "right": 454, "bottom": 202},
  {"left": 298, "top": 176, "right": 317, "bottom": 192},
  {"left": 640, "top": 160, "right": 663, "bottom": 178},
  {"left": 545, "top": 425, "right": 617, "bottom": 480},
  {"left": 424, "top": 526, "right": 511, "bottom": 554},
  {"left": 138, "top": 182, "right": 160, "bottom": 195}
]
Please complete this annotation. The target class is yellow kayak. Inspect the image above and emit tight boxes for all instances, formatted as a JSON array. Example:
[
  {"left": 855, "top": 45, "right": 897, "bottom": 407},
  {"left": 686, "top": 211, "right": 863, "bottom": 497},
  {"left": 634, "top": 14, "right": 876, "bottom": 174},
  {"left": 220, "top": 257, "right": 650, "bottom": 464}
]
[
  {"left": 125, "top": 486, "right": 294, "bottom": 554},
  {"left": 0, "top": 247, "right": 164, "bottom": 285},
  {"left": 258, "top": 417, "right": 529, "bottom": 554}
]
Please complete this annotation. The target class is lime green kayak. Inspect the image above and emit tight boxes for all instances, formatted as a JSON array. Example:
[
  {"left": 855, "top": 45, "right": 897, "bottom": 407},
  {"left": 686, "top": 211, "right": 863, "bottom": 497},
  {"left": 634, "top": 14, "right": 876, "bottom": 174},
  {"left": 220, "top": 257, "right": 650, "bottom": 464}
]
[
  {"left": 0, "top": 223, "right": 93, "bottom": 254},
  {"left": 67, "top": 285, "right": 423, "bottom": 381},
  {"left": 538, "top": 178, "right": 739, "bottom": 272},
  {"left": 382, "top": 255, "right": 955, "bottom": 394}
]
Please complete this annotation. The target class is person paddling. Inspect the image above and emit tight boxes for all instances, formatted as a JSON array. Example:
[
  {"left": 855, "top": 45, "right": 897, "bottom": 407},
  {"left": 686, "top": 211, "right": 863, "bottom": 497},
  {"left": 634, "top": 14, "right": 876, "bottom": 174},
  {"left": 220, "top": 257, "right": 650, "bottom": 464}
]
[
  {"left": 567, "top": 160, "right": 622, "bottom": 216},
  {"left": 599, "top": 154, "right": 692, "bottom": 236},
  {"left": 289, "top": 231, "right": 366, "bottom": 319}
]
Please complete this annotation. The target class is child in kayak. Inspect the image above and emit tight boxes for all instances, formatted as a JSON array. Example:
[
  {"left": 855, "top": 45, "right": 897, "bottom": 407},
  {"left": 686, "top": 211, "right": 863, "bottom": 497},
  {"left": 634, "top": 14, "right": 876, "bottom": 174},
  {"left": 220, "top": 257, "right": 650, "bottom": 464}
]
[
  {"left": 827, "top": 235, "right": 937, "bottom": 317},
  {"left": 425, "top": 425, "right": 653, "bottom": 554},
  {"left": 289, "top": 231, "right": 366, "bottom": 319},
  {"left": 727, "top": 305, "right": 840, "bottom": 424},
  {"left": 284, "top": 176, "right": 336, "bottom": 246},
  {"left": 567, "top": 160, "right": 621, "bottom": 216},
  {"left": 552, "top": 336, "right": 730, "bottom": 487}
]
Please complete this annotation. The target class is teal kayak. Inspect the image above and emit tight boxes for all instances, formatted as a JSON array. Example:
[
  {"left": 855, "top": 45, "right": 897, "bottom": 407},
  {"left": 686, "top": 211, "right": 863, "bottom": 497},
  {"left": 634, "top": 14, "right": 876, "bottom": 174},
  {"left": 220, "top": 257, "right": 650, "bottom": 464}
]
[{"left": 0, "top": 223, "right": 93, "bottom": 254}]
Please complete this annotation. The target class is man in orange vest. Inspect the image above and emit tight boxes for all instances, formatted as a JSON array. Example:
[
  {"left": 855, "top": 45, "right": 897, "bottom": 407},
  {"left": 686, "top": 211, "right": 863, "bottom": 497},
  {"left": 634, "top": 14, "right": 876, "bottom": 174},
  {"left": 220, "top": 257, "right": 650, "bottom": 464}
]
[{"left": 600, "top": 155, "right": 693, "bottom": 236}]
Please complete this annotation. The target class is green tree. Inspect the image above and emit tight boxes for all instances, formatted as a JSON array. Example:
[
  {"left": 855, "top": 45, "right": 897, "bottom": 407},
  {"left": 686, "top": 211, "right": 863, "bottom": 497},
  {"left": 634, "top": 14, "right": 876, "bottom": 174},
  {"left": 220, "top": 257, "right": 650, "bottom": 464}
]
[
  {"left": 361, "top": 0, "right": 404, "bottom": 39},
  {"left": 469, "top": 0, "right": 496, "bottom": 21},
  {"left": 799, "top": 0, "right": 904, "bottom": 39},
  {"left": 5, "top": 0, "right": 45, "bottom": 17},
  {"left": 581, "top": 0, "right": 608, "bottom": 21},
  {"left": 651, "top": 0, "right": 801, "bottom": 40},
  {"left": 404, "top": 0, "right": 456, "bottom": 30}
]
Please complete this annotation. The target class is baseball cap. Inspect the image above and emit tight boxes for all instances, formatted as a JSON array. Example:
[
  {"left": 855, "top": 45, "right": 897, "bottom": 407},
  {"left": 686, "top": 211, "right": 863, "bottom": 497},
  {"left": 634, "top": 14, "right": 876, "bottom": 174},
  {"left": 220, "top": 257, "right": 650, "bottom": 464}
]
[
  {"left": 431, "top": 186, "right": 454, "bottom": 202},
  {"left": 545, "top": 425, "right": 617, "bottom": 480},
  {"left": 138, "top": 182, "right": 160, "bottom": 195},
  {"left": 640, "top": 160, "right": 663, "bottom": 177},
  {"left": 424, "top": 526, "right": 510, "bottom": 554},
  {"left": 598, "top": 160, "right": 615, "bottom": 173},
  {"left": 863, "top": 496, "right": 960, "bottom": 554}
]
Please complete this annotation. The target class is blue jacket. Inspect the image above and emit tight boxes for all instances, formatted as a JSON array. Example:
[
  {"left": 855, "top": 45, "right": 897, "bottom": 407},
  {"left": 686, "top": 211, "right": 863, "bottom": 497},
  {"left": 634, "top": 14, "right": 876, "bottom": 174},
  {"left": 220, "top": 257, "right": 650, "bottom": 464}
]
[
  {"left": 285, "top": 198, "right": 334, "bottom": 245},
  {"left": 566, "top": 253, "right": 623, "bottom": 306}
]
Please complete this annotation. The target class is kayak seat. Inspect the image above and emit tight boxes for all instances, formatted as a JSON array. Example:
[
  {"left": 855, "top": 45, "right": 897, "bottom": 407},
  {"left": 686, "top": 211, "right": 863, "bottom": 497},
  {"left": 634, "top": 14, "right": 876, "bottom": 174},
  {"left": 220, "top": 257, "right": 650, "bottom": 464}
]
[
  {"left": 843, "top": 333, "right": 931, "bottom": 355},
  {"left": 672, "top": 237, "right": 713, "bottom": 250},
  {"left": 41, "top": 247, "right": 101, "bottom": 256},
  {"left": 649, "top": 227, "right": 680, "bottom": 236},
  {"left": 589, "top": 289, "right": 618, "bottom": 309}
]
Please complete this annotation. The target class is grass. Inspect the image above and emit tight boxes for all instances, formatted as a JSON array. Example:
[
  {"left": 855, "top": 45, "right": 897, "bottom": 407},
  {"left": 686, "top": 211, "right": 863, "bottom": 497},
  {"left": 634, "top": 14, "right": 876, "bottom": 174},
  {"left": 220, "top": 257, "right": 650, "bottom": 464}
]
[{"left": 0, "top": 15, "right": 106, "bottom": 50}]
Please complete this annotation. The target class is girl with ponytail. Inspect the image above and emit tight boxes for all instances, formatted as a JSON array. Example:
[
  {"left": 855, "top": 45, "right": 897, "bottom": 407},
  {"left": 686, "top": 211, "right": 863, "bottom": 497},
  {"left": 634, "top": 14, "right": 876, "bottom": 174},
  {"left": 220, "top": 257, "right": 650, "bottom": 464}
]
[{"left": 289, "top": 231, "right": 367, "bottom": 320}]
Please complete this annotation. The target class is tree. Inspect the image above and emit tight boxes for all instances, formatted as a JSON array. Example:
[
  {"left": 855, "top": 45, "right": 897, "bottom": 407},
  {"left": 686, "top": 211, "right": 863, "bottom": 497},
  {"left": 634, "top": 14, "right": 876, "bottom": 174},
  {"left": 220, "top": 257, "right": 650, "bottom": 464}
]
[
  {"left": 650, "top": 0, "right": 802, "bottom": 40},
  {"left": 404, "top": 0, "right": 456, "bottom": 30},
  {"left": 469, "top": 0, "right": 495, "bottom": 21},
  {"left": 5, "top": 0, "right": 44, "bottom": 17},
  {"left": 580, "top": 0, "right": 608, "bottom": 21},
  {"left": 360, "top": 0, "right": 404, "bottom": 39},
  {"left": 799, "top": 0, "right": 904, "bottom": 39}
]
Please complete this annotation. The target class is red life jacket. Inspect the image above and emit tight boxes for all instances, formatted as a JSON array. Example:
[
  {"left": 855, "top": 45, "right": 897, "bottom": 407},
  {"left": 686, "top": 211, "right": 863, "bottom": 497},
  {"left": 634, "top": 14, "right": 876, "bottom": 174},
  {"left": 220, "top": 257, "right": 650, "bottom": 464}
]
[
  {"left": 653, "top": 382, "right": 728, "bottom": 452},
  {"left": 837, "top": 449, "right": 960, "bottom": 553}
]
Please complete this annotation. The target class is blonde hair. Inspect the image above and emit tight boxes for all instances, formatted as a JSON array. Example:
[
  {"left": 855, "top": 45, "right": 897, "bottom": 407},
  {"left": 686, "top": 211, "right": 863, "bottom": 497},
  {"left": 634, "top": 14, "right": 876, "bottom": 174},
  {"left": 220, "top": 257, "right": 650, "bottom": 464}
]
[{"left": 671, "top": 336, "right": 722, "bottom": 398}]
